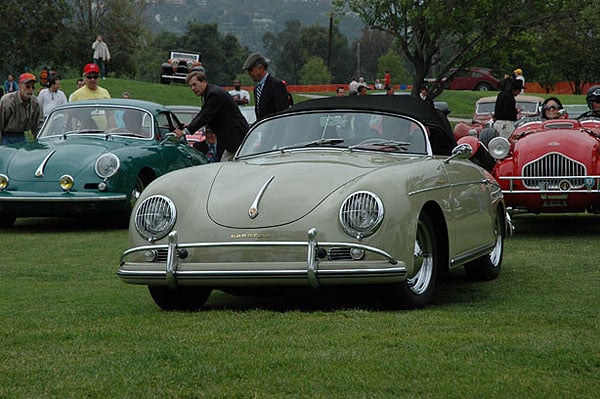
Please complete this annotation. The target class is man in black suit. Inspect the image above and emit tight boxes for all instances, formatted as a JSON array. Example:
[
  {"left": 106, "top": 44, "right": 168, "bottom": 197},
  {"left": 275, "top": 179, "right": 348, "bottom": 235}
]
[
  {"left": 242, "top": 53, "right": 290, "bottom": 121},
  {"left": 174, "top": 71, "right": 249, "bottom": 161}
]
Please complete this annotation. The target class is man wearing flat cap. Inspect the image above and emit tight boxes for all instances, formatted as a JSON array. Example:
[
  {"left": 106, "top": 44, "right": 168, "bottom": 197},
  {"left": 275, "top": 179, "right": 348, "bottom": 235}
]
[
  {"left": 0, "top": 73, "right": 42, "bottom": 144},
  {"left": 242, "top": 52, "right": 290, "bottom": 121}
]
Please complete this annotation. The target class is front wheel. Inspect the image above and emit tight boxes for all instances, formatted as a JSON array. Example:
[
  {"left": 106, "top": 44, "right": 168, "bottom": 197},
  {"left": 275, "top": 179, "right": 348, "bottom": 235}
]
[
  {"left": 378, "top": 212, "right": 438, "bottom": 309},
  {"left": 148, "top": 286, "right": 212, "bottom": 311},
  {"left": 464, "top": 211, "right": 504, "bottom": 281}
]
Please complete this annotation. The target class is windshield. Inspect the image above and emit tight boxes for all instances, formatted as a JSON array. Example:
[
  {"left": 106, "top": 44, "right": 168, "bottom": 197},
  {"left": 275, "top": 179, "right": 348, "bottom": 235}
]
[
  {"left": 237, "top": 110, "right": 428, "bottom": 157},
  {"left": 39, "top": 106, "right": 153, "bottom": 139}
]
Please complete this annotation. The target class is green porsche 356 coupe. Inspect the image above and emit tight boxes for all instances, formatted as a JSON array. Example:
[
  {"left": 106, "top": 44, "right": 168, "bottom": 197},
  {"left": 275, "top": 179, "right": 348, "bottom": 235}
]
[
  {"left": 0, "top": 99, "right": 206, "bottom": 227},
  {"left": 118, "top": 96, "right": 509, "bottom": 310}
]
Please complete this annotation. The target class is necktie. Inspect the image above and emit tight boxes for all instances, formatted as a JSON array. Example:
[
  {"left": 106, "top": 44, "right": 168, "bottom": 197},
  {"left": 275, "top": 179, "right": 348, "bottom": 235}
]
[{"left": 255, "top": 83, "right": 263, "bottom": 105}]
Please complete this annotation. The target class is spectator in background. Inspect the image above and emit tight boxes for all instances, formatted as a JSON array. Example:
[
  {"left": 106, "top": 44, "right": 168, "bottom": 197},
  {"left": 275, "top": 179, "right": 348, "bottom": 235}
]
[
  {"left": 513, "top": 68, "right": 525, "bottom": 94},
  {"left": 0, "top": 73, "right": 42, "bottom": 144},
  {"left": 493, "top": 79, "right": 523, "bottom": 136},
  {"left": 4, "top": 74, "right": 18, "bottom": 94},
  {"left": 243, "top": 52, "right": 290, "bottom": 121},
  {"left": 357, "top": 77, "right": 370, "bottom": 91},
  {"left": 37, "top": 76, "right": 67, "bottom": 117},
  {"left": 357, "top": 85, "right": 368, "bottom": 96},
  {"left": 348, "top": 77, "right": 358, "bottom": 95},
  {"left": 92, "top": 34, "right": 111, "bottom": 79},
  {"left": 229, "top": 79, "right": 250, "bottom": 105},
  {"left": 385, "top": 85, "right": 394, "bottom": 96},
  {"left": 173, "top": 71, "right": 248, "bottom": 161},
  {"left": 336, "top": 86, "right": 345, "bottom": 97},
  {"left": 69, "top": 63, "right": 111, "bottom": 102},
  {"left": 69, "top": 78, "right": 85, "bottom": 102},
  {"left": 384, "top": 70, "right": 391, "bottom": 88},
  {"left": 419, "top": 84, "right": 434, "bottom": 107}
]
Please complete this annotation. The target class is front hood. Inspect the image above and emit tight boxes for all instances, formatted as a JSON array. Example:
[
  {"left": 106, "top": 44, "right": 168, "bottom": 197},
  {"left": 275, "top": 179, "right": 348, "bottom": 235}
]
[
  {"left": 5, "top": 138, "right": 117, "bottom": 181},
  {"left": 207, "top": 152, "right": 412, "bottom": 228},
  {"left": 513, "top": 129, "right": 600, "bottom": 166}
]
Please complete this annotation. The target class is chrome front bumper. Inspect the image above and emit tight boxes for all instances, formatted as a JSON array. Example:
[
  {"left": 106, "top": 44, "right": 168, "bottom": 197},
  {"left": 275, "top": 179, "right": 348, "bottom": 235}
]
[{"left": 118, "top": 228, "right": 406, "bottom": 289}]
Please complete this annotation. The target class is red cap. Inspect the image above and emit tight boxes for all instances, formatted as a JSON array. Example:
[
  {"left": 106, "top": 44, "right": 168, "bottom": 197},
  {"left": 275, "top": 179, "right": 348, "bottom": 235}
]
[
  {"left": 18, "top": 73, "right": 36, "bottom": 84},
  {"left": 83, "top": 63, "right": 100, "bottom": 75}
]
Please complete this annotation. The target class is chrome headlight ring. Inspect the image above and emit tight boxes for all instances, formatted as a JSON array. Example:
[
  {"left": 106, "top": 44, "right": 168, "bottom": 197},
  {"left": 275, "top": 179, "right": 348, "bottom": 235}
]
[
  {"left": 95, "top": 153, "right": 120, "bottom": 179},
  {"left": 134, "top": 195, "right": 177, "bottom": 241},
  {"left": 339, "top": 191, "right": 384, "bottom": 239},
  {"left": 488, "top": 137, "right": 510, "bottom": 160}
]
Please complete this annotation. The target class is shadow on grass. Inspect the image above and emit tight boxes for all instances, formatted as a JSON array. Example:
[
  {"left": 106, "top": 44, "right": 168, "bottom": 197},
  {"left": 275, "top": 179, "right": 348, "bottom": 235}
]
[
  {"left": 8, "top": 216, "right": 128, "bottom": 232},
  {"left": 510, "top": 213, "right": 600, "bottom": 237}
]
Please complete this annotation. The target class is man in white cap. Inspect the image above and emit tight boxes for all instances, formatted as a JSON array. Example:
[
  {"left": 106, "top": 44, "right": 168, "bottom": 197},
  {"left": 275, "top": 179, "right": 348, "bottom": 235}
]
[
  {"left": 69, "top": 63, "right": 111, "bottom": 102},
  {"left": 242, "top": 52, "right": 290, "bottom": 121},
  {"left": 0, "top": 72, "right": 42, "bottom": 144}
]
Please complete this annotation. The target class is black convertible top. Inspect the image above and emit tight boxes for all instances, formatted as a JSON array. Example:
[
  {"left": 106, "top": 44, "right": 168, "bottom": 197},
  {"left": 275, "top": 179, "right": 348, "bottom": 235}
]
[{"left": 287, "top": 95, "right": 457, "bottom": 155}]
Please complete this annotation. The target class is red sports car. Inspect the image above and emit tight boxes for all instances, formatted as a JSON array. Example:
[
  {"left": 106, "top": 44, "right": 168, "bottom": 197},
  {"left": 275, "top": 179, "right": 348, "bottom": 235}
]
[{"left": 482, "top": 117, "right": 600, "bottom": 214}]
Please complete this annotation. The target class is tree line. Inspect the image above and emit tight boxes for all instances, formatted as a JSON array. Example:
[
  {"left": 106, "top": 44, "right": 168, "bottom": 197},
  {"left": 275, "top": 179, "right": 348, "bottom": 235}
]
[{"left": 1, "top": 0, "right": 598, "bottom": 95}]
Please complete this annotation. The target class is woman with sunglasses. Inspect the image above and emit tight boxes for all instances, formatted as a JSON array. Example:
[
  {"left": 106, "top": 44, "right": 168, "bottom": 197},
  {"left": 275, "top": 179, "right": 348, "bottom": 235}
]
[{"left": 541, "top": 97, "right": 566, "bottom": 120}]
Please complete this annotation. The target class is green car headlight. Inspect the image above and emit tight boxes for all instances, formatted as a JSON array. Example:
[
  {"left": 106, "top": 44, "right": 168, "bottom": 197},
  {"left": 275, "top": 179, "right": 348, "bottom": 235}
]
[
  {"left": 95, "top": 153, "right": 120, "bottom": 179},
  {"left": 134, "top": 195, "right": 177, "bottom": 241},
  {"left": 339, "top": 191, "right": 384, "bottom": 239},
  {"left": 0, "top": 174, "right": 8, "bottom": 190}
]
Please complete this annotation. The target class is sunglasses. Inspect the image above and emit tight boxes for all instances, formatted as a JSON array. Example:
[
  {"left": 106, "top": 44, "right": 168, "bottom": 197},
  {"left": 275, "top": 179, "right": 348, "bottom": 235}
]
[
  {"left": 86, "top": 74, "right": 99, "bottom": 80},
  {"left": 544, "top": 105, "right": 559, "bottom": 110},
  {"left": 25, "top": 82, "right": 35, "bottom": 89}
]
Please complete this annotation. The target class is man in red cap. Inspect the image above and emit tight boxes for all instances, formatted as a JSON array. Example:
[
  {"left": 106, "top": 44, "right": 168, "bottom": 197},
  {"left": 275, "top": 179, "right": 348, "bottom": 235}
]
[
  {"left": 0, "top": 73, "right": 42, "bottom": 144},
  {"left": 69, "top": 63, "right": 111, "bottom": 102}
]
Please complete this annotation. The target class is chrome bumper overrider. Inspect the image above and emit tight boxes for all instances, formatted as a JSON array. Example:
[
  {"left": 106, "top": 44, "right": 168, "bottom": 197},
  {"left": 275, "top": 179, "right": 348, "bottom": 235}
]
[{"left": 118, "top": 228, "right": 405, "bottom": 289}]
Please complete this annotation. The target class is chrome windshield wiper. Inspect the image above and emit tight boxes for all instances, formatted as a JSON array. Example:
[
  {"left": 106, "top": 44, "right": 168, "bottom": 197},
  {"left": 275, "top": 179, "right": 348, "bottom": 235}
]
[{"left": 279, "top": 138, "right": 344, "bottom": 152}]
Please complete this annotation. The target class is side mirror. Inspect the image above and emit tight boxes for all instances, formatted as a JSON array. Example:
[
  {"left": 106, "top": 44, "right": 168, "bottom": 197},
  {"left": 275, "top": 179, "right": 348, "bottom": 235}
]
[{"left": 445, "top": 143, "right": 473, "bottom": 163}]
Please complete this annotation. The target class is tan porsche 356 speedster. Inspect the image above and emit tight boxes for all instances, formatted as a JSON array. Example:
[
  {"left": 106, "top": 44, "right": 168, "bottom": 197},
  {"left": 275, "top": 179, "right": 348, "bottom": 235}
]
[{"left": 118, "top": 95, "right": 509, "bottom": 310}]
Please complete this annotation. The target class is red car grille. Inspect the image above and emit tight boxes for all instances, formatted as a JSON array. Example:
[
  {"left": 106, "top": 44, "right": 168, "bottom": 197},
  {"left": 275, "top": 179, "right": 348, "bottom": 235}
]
[{"left": 522, "top": 153, "right": 586, "bottom": 189}]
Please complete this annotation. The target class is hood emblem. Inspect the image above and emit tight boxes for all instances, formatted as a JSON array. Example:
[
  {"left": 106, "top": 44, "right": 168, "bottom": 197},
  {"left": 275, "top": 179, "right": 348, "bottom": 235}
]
[
  {"left": 548, "top": 142, "right": 560, "bottom": 147},
  {"left": 248, "top": 175, "right": 275, "bottom": 219},
  {"left": 35, "top": 150, "right": 57, "bottom": 178}
]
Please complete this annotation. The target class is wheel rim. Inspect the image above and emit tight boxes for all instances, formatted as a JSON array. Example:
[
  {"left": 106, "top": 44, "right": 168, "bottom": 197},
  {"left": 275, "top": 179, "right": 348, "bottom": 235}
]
[
  {"left": 489, "top": 216, "right": 504, "bottom": 267},
  {"left": 409, "top": 220, "right": 434, "bottom": 295}
]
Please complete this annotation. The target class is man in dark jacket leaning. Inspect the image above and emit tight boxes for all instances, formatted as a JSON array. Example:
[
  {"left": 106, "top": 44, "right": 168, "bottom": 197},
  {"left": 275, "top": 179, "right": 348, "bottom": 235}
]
[
  {"left": 174, "top": 71, "right": 249, "bottom": 161},
  {"left": 243, "top": 52, "right": 290, "bottom": 121}
]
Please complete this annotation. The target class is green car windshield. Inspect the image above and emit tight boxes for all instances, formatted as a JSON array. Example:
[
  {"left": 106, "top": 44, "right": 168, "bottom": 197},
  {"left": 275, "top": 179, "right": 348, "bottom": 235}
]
[
  {"left": 237, "top": 111, "right": 428, "bottom": 157},
  {"left": 38, "top": 106, "right": 153, "bottom": 139}
]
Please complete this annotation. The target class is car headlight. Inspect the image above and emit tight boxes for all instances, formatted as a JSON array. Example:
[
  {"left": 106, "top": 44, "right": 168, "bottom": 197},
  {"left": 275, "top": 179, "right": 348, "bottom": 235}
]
[
  {"left": 339, "top": 191, "right": 384, "bottom": 239},
  {"left": 59, "top": 174, "right": 74, "bottom": 191},
  {"left": 0, "top": 174, "right": 8, "bottom": 190},
  {"left": 134, "top": 195, "right": 177, "bottom": 241},
  {"left": 95, "top": 153, "right": 120, "bottom": 179},
  {"left": 487, "top": 137, "right": 510, "bottom": 160}
]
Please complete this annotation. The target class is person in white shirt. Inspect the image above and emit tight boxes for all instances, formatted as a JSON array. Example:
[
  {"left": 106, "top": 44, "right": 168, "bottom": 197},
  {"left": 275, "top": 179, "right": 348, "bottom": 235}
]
[
  {"left": 229, "top": 79, "right": 250, "bottom": 105},
  {"left": 37, "top": 76, "right": 67, "bottom": 117}
]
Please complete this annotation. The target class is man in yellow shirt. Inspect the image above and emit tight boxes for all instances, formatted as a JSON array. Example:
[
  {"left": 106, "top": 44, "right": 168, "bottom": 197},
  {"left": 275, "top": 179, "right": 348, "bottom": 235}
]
[{"left": 69, "top": 63, "right": 111, "bottom": 102}]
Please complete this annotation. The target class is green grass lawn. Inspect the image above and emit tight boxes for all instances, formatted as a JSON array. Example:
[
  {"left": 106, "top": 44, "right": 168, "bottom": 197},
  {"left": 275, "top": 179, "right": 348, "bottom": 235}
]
[
  {"left": 58, "top": 77, "right": 588, "bottom": 120},
  {"left": 1, "top": 214, "right": 599, "bottom": 398}
]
